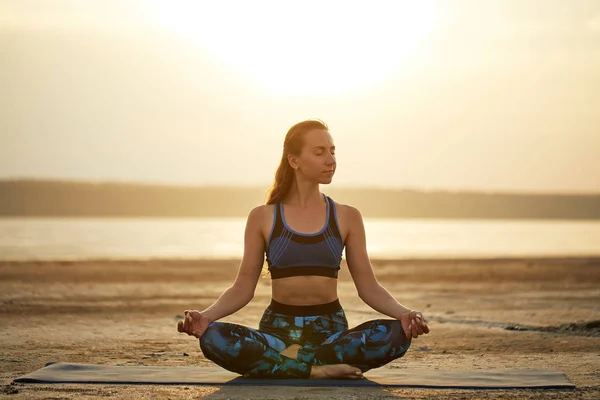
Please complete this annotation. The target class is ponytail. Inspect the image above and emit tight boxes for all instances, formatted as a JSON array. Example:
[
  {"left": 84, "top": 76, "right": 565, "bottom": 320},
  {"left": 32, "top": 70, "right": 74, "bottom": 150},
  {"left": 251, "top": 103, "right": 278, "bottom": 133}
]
[
  {"left": 266, "top": 155, "right": 295, "bottom": 204},
  {"left": 266, "top": 119, "right": 328, "bottom": 205}
]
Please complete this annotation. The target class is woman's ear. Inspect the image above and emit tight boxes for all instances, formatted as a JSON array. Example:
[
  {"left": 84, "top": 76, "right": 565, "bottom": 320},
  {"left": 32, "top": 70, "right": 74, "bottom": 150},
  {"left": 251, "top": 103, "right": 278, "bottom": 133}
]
[{"left": 287, "top": 154, "right": 299, "bottom": 170}]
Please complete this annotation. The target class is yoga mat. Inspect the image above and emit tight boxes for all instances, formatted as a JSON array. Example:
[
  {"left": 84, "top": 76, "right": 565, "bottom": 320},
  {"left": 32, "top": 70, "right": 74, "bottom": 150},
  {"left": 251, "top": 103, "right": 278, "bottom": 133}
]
[{"left": 14, "top": 362, "right": 575, "bottom": 389}]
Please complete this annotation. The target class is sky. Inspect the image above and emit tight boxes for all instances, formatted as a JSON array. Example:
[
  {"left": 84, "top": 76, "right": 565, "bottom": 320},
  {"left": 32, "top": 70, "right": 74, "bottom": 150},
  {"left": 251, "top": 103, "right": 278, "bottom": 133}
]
[{"left": 1, "top": 0, "right": 599, "bottom": 194}]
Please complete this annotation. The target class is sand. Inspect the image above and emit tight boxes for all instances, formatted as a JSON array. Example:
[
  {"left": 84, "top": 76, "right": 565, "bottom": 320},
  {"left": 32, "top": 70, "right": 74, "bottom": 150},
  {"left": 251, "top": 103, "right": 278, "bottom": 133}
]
[{"left": 1, "top": 257, "right": 600, "bottom": 399}]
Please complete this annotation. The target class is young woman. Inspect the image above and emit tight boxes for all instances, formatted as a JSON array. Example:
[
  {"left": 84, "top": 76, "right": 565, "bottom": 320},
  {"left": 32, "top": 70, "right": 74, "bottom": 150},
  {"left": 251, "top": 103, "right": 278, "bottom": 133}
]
[{"left": 177, "top": 120, "right": 429, "bottom": 379}]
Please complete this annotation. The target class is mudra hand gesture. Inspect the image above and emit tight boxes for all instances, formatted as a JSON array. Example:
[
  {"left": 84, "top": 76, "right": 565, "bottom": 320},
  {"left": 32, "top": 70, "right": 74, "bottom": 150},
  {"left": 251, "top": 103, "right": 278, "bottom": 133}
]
[
  {"left": 398, "top": 310, "right": 429, "bottom": 339},
  {"left": 177, "top": 310, "right": 211, "bottom": 339}
]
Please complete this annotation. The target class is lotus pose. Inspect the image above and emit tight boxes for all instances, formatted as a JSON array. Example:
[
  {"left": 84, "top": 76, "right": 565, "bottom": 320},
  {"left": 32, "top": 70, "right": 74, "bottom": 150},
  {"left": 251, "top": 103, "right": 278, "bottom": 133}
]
[{"left": 178, "top": 120, "right": 429, "bottom": 379}]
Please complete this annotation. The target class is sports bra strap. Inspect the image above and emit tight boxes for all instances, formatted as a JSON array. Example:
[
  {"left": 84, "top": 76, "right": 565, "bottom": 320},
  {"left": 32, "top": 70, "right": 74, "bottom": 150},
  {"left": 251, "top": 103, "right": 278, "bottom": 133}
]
[
  {"left": 274, "top": 199, "right": 283, "bottom": 226},
  {"left": 326, "top": 195, "right": 341, "bottom": 238}
]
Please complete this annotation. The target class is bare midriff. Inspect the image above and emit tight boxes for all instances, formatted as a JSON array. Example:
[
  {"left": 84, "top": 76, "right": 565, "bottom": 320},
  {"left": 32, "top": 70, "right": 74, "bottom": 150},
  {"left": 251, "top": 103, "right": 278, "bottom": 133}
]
[{"left": 271, "top": 276, "right": 338, "bottom": 305}]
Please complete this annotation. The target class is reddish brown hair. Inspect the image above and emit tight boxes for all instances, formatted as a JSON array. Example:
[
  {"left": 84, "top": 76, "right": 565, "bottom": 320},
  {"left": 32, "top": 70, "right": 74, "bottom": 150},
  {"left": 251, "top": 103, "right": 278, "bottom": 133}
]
[{"left": 266, "top": 119, "right": 329, "bottom": 205}]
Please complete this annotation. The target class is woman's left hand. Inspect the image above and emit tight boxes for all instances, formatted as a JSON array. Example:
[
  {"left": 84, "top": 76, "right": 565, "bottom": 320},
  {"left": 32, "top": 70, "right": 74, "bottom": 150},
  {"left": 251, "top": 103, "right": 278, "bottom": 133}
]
[{"left": 398, "top": 310, "right": 430, "bottom": 339}]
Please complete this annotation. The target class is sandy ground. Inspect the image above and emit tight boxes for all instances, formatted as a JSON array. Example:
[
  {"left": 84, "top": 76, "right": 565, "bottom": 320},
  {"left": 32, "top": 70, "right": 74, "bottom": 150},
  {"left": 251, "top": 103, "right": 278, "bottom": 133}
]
[{"left": 1, "top": 257, "right": 600, "bottom": 399}]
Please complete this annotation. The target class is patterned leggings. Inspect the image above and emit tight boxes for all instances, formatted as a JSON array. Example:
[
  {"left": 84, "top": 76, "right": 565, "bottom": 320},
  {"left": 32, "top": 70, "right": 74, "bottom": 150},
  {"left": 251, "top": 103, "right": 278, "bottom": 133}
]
[{"left": 199, "top": 299, "right": 411, "bottom": 379}]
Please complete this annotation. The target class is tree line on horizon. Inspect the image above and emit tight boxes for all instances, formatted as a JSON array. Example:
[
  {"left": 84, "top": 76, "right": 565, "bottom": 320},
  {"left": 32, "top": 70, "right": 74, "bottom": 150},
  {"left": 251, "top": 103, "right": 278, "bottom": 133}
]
[{"left": 1, "top": 179, "right": 599, "bottom": 219}]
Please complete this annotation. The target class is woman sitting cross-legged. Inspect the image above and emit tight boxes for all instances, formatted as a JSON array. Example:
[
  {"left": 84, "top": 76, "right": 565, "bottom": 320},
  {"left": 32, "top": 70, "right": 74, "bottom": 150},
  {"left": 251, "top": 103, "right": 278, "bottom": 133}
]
[{"left": 177, "top": 120, "right": 429, "bottom": 379}]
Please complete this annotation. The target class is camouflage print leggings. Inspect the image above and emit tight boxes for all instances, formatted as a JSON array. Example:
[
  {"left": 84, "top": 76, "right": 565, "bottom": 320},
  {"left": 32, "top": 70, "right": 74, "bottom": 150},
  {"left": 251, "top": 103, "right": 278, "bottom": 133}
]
[{"left": 199, "top": 299, "right": 411, "bottom": 379}]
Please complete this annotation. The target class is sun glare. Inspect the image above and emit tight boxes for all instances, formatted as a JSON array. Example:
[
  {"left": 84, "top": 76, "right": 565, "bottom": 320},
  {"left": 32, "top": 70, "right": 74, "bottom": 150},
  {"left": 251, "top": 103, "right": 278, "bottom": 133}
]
[{"left": 150, "top": 1, "right": 436, "bottom": 96}]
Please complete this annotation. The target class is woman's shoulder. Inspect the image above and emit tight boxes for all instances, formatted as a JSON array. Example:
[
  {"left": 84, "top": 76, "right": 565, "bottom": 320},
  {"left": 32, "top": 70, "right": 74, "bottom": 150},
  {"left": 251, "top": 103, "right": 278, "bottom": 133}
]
[
  {"left": 247, "top": 204, "right": 275, "bottom": 217},
  {"left": 246, "top": 204, "right": 276, "bottom": 224},
  {"left": 329, "top": 198, "right": 363, "bottom": 221},
  {"left": 243, "top": 205, "right": 277, "bottom": 238}
]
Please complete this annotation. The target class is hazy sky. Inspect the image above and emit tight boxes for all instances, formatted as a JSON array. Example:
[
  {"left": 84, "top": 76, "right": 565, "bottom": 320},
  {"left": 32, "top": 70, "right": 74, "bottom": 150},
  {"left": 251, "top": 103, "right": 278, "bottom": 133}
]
[{"left": 1, "top": 0, "right": 599, "bottom": 193}]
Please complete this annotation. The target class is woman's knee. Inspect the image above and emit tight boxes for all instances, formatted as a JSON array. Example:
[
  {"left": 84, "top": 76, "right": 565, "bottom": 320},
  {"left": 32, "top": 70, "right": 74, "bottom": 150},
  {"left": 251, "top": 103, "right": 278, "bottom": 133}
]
[
  {"left": 198, "top": 322, "right": 252, "bottom": 375},
  {"left": 199, "top": 322, "right": 227, "bottom": 353},
  {"left": 369, "top": 320, "right": 411, "bottom": 361},
  {"left": 374, "top": 319, "right": 412, "bottom": 347}
]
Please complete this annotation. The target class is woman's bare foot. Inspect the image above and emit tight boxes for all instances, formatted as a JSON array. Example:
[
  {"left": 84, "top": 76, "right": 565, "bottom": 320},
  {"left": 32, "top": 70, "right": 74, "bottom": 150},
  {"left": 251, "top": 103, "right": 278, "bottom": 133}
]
[
  {"left": 279, "top": 344, "right": 301, "bottom": 359},
  {"left": 310, "top": 364, "right": 363, "bottom": 380},
  {"left": 278, "top": 345, "right": 362, "bottom": 379}
]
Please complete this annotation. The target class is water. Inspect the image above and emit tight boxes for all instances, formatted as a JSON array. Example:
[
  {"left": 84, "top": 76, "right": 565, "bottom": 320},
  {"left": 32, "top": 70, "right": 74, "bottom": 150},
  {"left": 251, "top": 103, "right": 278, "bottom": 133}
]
[{"left": 0, "top": 217, "right": 599, "bottom": 261}]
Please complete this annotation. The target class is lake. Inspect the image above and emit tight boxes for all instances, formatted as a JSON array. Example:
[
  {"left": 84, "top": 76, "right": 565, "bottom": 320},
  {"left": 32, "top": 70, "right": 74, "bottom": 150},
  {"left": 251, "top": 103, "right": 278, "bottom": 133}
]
[{"left": 1, "top": 217, "right": 599, "bottom": 260}]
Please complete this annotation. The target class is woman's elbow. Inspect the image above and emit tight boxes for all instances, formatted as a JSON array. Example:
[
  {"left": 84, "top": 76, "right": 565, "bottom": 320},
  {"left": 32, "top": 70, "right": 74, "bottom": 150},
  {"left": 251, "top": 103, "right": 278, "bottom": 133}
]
[
  {"left": 230, "top": 284, "right": 255, "bottom": 303},
  {"left": 357, "top": 290, "right": 368, "bottom": 303},
  {"left": 357, "top": 282, "right": 381, "bottom": 302}
]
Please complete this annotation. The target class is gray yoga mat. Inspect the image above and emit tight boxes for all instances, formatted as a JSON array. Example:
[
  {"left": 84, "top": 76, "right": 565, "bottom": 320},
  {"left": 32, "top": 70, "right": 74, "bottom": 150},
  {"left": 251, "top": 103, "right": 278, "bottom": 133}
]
[{"left": 14, "top": 362, "right": 575, "bottom": 389}]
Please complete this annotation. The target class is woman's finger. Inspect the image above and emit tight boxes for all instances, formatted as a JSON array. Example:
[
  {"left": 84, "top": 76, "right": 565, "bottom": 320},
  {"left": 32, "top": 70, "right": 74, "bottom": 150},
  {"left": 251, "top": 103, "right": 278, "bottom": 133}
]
[
  {"left": 411, "top": 319, "right": 419, "bottom": 338},
  {"left": 414, "top": 318, "right": 424, "bottom": 335},
  {"left": 404, "top": 320, "right": 412, "bottom": 339},
  {"left": 415, "top": 314, "right": 429, "bottom": 334},
  {"left": 185, "top": 315, "right": 193, "bottom": 334},
  {"left": 181, "top": 311, "right": 189, "bottom": 332}
]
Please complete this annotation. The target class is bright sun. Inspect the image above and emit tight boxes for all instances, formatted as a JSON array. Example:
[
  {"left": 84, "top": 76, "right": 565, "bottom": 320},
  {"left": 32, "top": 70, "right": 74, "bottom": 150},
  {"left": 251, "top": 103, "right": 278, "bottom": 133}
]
[{"left": 150, "top": 1, "right": 436, "bottom": 96}]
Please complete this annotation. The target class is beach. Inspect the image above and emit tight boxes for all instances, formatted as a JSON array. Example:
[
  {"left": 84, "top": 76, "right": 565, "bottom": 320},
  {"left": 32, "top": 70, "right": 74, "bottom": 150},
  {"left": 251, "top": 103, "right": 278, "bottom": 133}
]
[{"left": 1, "top": 257, "right": 599, "bottom": 399}]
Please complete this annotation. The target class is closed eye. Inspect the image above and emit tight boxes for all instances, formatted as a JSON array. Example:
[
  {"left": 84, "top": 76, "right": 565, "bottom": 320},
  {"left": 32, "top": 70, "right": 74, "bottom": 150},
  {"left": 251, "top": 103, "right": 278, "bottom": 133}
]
[{"left": 313, "top": 145, "right": 336, "bottom": 156}]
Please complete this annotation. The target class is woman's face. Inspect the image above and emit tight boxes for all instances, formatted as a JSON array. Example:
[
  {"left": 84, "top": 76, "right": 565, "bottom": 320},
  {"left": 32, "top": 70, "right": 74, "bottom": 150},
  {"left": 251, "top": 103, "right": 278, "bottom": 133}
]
[{"left": 291, "top": 128, "right": 336, "bottom": 184}]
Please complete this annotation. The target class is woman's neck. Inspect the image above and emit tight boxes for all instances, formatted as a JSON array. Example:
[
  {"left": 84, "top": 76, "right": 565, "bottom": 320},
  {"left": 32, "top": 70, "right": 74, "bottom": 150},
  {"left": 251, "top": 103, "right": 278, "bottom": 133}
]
[{"left": 285, "top": 180, "right": 323, "bottom": 209}]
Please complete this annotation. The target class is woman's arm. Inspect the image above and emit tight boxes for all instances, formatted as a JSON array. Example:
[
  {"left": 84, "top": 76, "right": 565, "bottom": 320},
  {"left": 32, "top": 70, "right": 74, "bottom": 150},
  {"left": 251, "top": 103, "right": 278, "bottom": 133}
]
[
  {"left": 199, "top": 206, "right": 266, "bottom": 322},
  {"left": 344, "top": 205, "right": 411, "bottom": 316},
  {"left": 344, "top": 205, "right": 428, "bottom": 338}
]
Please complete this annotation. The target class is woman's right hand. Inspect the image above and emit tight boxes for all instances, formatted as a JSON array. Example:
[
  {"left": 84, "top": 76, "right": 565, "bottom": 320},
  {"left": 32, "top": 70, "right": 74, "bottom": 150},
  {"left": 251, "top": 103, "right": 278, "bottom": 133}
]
[
  {"left": 177, "top": 310, "right": 211, "bottom": 339},
  {"left": 398, "top": 310, "right": 430, "bottom": 339}
]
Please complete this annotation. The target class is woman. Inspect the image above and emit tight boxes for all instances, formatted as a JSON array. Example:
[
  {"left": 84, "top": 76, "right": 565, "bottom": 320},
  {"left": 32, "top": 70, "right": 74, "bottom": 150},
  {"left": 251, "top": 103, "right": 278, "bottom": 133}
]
[{"left": 177, "top": 120, "right": 429, "bottom": 379}]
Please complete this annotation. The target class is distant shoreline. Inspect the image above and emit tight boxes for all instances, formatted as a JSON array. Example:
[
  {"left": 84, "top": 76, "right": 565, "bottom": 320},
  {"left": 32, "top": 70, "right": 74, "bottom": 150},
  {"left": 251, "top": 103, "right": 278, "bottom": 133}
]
[
  {"left": 2, "top": 179, "right": 600, "bottom": 219},
  {"left": 2, "top": 255, "right": 599, "bottom": 264}
]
